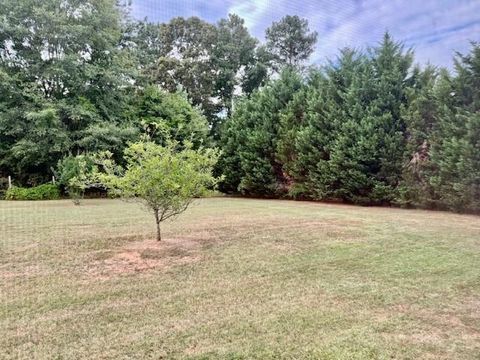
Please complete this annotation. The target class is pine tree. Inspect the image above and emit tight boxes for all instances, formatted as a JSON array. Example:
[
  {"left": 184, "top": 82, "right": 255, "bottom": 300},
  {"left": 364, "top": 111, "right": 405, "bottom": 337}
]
[
  {"left": 219, "top": 69, "right": 303, "bottom": 196},
  {"left": 427, "top": 44, "right": 480, "bottom": 211},
  {"left": 265, "top": 15, "right": 318, "bottom": 70},
  {"left": 398, "top": 66, "right": 439, "bottom": 208},
  {"left": 293, "top": 49, "right": 367, "bottom": 200}
]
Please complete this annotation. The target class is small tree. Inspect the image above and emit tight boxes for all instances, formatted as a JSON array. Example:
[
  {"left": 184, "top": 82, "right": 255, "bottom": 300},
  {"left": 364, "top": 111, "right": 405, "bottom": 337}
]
[
  {"left": 56, "top": 155, "right": 96, "bottom": 205},
  {"left": 100, "top": 141, "right": 220, "bottom": 241}
]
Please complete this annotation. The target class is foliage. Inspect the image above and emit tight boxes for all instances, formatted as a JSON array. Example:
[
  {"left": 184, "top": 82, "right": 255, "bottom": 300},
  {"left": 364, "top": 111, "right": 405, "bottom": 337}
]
[
  {"left": 398, "top": 43, "right": 480, "bottom": 212},
  {"left": 219, "top": 69, "right": 303, "bottom": 196},
  {"left": 219, "top": 35, "right": 480, "bottom": 212},
  {"left": 141, "top": 17, "right": 219, "bottom": 122},
  {"left": 304, "top": 34, "right": 413, "bottom": 204},
  {"left": 134, "top": 86, "right": 209, "bottom": 147},
  {"left": 265, "top": 15, "right": 318, "bottom": 70},
  {"left": 56, "top": 155, "right": 97, "bottom": 205},
  {"left": 214, "top": 14, "right": 259, "bottom": 118},
  {"left": 5, "top": 184, "right": 60, "bottom": 200},
  {"left": 98, "top": 141, "right": 220, "bottom": 240},
  {"left": 1, "top": 2, "right": 478, "bottom": 214},
  {"left": 0, "top": 0, "right": 138, "bottom": 184},
  {"left": 134, "top": 14, "right": 264, "bottom": 134}
]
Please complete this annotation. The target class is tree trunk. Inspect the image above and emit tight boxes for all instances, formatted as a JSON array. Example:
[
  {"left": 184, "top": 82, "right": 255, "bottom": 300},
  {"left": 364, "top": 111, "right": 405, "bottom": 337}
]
[{"left": 154, "top": 209, "right": 161, "bottom": 241}]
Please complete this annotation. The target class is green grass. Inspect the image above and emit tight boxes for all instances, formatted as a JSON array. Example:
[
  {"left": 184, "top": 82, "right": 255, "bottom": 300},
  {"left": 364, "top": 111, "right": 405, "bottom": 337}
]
[{"left": 1, "top": 198, "right": 479, "bottom": 359}]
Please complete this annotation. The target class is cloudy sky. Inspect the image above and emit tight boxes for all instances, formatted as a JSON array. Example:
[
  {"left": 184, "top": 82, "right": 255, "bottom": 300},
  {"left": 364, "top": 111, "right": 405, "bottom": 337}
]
[{"left": 131, "top": 0, "right": 480, "bottom": 68}]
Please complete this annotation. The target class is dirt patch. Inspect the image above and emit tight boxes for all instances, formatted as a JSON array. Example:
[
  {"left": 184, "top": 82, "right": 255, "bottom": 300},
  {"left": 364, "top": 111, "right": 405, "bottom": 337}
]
[
  {"left": 87, "top": 237, "right": 206, "bottom": 278},
  {"left": 92, "top": 250, "right": 115, "bottom": 261},
  {"left": 141, "top": 247, "right": 191, "bottom": 259}
]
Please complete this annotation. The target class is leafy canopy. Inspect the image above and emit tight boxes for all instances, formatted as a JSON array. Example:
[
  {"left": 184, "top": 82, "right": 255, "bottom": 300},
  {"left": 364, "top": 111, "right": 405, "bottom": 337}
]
[
  {"left": 56, "top": 154, "right": 96, "bottom": 205},
  {"left": 99, "top": 141, "right": 220, "bottom": 240}
]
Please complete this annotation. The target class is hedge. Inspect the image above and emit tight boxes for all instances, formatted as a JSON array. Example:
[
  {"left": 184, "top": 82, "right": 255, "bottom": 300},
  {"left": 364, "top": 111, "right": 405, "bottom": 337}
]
[{"left": 5, "top": 184, "right": 61, "bottom": 200}]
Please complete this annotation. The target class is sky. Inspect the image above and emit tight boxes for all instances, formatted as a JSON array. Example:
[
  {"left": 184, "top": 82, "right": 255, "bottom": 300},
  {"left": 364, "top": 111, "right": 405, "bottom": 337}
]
[{"left": 131, "top": 0, "right": 480, "bottom": 68}]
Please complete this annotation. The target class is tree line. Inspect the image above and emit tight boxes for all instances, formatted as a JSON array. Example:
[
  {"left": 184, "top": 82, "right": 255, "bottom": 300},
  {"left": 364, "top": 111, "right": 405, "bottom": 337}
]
[
  {"left": 0, "top": 0, "right": 478, "bottom": 212},
  {"left": 220, "top": 37, "right": 480, "bottom": 212}
]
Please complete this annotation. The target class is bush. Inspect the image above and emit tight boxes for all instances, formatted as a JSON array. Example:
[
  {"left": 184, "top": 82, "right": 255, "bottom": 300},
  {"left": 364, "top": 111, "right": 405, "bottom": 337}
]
[
  {"left": 5, "top": 184, "right": 60, "bottom": 200},
  {"left": 56, "top": 155, "right": 96, "bottom": 205}
]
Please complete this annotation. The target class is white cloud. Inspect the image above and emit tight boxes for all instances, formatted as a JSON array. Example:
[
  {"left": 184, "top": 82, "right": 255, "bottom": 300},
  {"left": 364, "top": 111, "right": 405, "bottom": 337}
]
[
  {"left": 133, "top": 0, "right": 480, "bottom": 68},
  {"left": 303, "top": 0, "right": 480, "bottom": 68},
  {"left": 228, "top": 0, "right": 270, "bottom": 31}
]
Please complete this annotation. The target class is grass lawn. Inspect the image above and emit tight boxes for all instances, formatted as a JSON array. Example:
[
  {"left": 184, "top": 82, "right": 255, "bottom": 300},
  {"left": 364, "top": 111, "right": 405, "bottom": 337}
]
[{"left": 1, "top": 198, "right": 479, "bottom": 359}]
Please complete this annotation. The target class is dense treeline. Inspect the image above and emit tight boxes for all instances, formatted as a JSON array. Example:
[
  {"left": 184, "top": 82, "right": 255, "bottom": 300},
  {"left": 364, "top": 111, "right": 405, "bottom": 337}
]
[
  {"left": 0, "top": 0, "right": 478, "bottom": 212},
  {"left": 0, "top": 0, "right": 272, "bottom": 184},
  {"left": 221, "top": 36, "right": 480, "bottom": 212}
]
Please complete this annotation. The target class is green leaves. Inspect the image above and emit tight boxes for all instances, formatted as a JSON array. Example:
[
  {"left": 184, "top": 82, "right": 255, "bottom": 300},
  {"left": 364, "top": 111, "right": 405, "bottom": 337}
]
[
  {"left": 219, "top": 69, "right": 303, "bottom": 196},
  {"left": 1, "top": 4, "right": 478, "bottom": 215},
  {"left": 398, "top": 43, "right": 480, "bottom": 212},
  {"left": 219, "top": 33, "right": 479, "bottom": 212},
  {"left": 100, "top": 141, "right": 220, "bottom": 223},
  {"left": 134, "top": 14, "right": 262, "bottom": 134},
  {"left": 56, "top": 154, "right": 96, "bottom": 204},
  {"left": 5, "top": 184, "right": 60, "bottom": 200},
  {"left": 95, "top": 140, "right": 220, "bottom": 240},
  {"left": 135, "top": 86, "right": 209, "bottom": 147},
  {"left": 0, "top": 0, "right": 136, "bottom": 184},
  {"left": 289, "top": 36, "right": 413, "bottom": 204}
]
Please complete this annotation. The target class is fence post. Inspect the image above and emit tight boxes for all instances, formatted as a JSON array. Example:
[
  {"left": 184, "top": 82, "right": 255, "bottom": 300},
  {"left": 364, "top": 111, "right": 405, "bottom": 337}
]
[{"left": 8, "top": 175, "right": 12, "bottom": 189}]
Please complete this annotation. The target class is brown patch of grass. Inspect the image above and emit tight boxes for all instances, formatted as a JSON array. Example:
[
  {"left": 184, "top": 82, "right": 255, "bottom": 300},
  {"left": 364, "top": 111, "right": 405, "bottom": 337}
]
[
  {"left": 87, "top": 237, "right": 204, "bottom": 277},
  {"left": 91, "top": 250, "right": 114, "bottom": 261},
  {"left": 375, "top": 301, "right": 480, "bottom": 359}
]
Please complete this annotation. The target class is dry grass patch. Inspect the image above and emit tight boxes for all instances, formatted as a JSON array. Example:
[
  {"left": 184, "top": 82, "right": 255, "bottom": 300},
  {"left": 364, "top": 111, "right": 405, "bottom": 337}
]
[{"left": 88, "top": 237, "right": 209, "bottom": 277}]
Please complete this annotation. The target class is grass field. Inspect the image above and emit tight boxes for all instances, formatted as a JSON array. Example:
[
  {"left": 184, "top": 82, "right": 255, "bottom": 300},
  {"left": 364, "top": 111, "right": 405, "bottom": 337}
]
[{"left": 1, "top": 198, "right": 479, "bottom": 359}]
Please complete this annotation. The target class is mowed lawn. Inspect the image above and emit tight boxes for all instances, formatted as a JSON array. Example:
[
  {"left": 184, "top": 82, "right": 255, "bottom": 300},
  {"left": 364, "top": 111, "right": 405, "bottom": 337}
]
[{"left": 1, "top": 198, "right": 479, "bottom": 359}]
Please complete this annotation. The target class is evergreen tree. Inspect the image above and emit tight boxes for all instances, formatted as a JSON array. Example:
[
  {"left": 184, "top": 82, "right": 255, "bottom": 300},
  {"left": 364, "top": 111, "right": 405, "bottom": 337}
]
[
  {"left": 291, "top": 49, "right": 366, "bottom": 199},
  {"left": 276, "top": 70, "right": 322, "bottom": 197},
  {"left": 324, "top": 34, "right": 413, "bottom": 204},
  {"left": 398, "top": 66, "right": 439, "bottom": 208},
  {"left": 427, "top": 44, "right": 480, "bottom": 211},
  {"left": 399, "top": 43, "right": 480, "bottom": 212},
  {"left": 252, "top": 34, "right": 414, "bottom": 204},
  {"left": 219, "top": 70, "right": 303, "bottom": 195}
]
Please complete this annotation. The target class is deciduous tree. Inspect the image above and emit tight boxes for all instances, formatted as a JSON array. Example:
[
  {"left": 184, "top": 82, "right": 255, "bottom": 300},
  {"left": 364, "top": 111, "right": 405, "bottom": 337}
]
[
  {"left": 99, "top": 141, "right": 220, "bottom": 241},
  {"left": 265, "top": 15, "right": 318, "bottom": 70}
]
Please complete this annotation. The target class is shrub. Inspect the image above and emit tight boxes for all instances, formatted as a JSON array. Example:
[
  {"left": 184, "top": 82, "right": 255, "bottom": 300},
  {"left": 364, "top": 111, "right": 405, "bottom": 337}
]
[
  {"left": 56, "top": 155, "right": 96, "bottom": 205},
  {"left": 5, "top": 184, "right": 60, "bottom": 200}
]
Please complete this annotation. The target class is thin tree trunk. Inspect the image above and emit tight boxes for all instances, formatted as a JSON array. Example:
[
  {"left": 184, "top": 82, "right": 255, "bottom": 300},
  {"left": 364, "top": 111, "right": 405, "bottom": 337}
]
[
  {"left": 156, "top": 222, "right": 161, "bottom": 242},
  {"left": 154, "top": 209, "right": 161, "bottom": 241}
]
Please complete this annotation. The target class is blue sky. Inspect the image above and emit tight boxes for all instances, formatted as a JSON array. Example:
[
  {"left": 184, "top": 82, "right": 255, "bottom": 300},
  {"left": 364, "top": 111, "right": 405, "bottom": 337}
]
[{"left": 131, "top": 0, "right": 480, "bottom": 68}]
